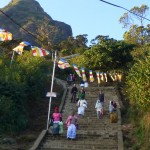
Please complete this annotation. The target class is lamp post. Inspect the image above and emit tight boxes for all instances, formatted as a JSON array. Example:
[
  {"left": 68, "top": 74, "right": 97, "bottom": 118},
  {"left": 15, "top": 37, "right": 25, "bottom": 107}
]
[{"left": 46, "top": 50, "right": 57, "bottom": 130}]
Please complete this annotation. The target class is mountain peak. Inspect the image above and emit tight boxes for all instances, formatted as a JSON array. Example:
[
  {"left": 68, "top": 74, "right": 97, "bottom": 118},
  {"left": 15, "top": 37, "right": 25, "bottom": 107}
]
[{"left": 1, "top": 0, "right": 72, "bottom": 46}]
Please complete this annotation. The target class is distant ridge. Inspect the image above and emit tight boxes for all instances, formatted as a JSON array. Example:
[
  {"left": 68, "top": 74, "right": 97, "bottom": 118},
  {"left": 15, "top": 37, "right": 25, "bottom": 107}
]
[{"left": 0, "top": 0, "right": 72, "bottom": 46}]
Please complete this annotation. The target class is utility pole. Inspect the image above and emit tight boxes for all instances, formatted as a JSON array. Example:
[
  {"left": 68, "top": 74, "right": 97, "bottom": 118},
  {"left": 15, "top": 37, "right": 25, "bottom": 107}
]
[{"left": 46, "top": 50, "right": 57, "bottom": 130}]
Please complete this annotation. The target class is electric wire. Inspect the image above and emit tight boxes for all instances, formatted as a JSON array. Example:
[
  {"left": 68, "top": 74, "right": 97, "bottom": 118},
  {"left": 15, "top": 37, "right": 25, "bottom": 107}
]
[
  {"left": 0, "top": 9, "right": 43, "bottom": 43},
  {"left": 99, "top": 0, "right": 150, "bottom": 22}
]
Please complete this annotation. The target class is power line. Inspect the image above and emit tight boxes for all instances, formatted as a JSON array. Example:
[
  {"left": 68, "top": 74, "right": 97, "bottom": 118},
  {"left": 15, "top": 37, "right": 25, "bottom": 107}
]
[
  {"left": 99, "top": 0, "right": 150, "bottom": 22},
  {"left": 0, "top": 9, "right": 43, "bottom": 43}
]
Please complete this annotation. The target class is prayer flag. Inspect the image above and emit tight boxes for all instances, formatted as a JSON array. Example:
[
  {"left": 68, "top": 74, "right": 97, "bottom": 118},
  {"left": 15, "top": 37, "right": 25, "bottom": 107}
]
[
  {"left": 32, "top": 46, "right": 50, "bottom": 57},
  {"left": 116, "top": 73, "right": 122, "bottom": 82},
  {"left": 89, "top": 70, "right": 94, "bottom": 82},
  {"left": 0, "top": 28, "right": 12, "bottom": 41},
  {"left": 13, "top": 41, "right": 32, "bottom": 55},
  {"left": 96, "top": 71, "right": 100, "bottom": 84},
  {"left": 104, "top": 73, "right": 108, "bottom": 82},
  {"left": 19, "top": 41, "right": 31, "bottom": 47},
  {"left": 81, "top": 68, "right": 87, "bottom": 82},
  {"left": 13, "top": 45, "right": 24, "bottom": 55},
  {"left": 72, "top": 64, "right": 82, "bottom": 77},
  {"left": 57, "top": 58, "right": 70, "bottom": 69},
  {"left": 100, "top": 72, "right": 104, "bottom": 81},
  {"left": 109, "top": 73, "right": 115, "bottom": 81}
]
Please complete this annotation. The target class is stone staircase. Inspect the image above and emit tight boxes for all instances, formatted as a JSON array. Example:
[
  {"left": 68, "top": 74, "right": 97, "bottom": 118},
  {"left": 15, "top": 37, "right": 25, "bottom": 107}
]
[{"left": 39, "top": 84, "right": 123, "bottom": 150}]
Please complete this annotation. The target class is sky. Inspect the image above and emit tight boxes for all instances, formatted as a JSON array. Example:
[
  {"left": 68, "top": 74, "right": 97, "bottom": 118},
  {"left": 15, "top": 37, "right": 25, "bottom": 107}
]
[{"left": 0, "top": 0, "right": 150, "bottom": 45}]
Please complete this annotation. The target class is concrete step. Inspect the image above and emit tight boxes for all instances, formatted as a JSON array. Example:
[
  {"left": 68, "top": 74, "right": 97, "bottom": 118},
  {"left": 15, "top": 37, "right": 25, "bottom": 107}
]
[
  {"left": 42, "top": 135, "right": 118, "bottom": 149},
  {"left": 40, "top": 85, "right": 122, "bottom": 150}
]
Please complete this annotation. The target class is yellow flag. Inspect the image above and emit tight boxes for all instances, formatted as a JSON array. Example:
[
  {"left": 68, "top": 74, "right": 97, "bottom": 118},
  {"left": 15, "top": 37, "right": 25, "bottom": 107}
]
[
  {"left": 89, "top": 70, "right": 94, "bottom": 82},
  {"left": 96, "top": 71, "right": 100, "bottom": 84}
]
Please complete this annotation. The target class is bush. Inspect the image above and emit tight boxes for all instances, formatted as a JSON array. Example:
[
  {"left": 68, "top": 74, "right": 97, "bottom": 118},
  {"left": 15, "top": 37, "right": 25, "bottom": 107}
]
[
  {"left": 125, "top": 56, "right": 150, "bottom": 149},
  {"left": 125, "top": 57, "right": 150, "bottom": 113},
  {"left": 0, "top": 52, "right": 50, "bottom": 134}
]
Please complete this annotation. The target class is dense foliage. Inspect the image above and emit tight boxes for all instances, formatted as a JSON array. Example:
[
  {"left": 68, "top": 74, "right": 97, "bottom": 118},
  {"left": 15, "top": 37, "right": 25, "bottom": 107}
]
[
  {"left": 70, "top": 36, "right": 135, "bottom": 71},
  {"left": 0, "top": 52, "right": 50, "bottom": 133},
  {"left": 119, "top": 4, "right": 150, "bottom": 149},
  {"left": 59, "top": 35, "right": 88, "bottom": 56},
  {"left": 124, "top": 55, "right": 150, "bottom": 149},
  {"left": 0, "top": 3, "right": 149, "bottom": 149},
  {"left": 125, "top": 56, "right": 150, "bottom": 112}
]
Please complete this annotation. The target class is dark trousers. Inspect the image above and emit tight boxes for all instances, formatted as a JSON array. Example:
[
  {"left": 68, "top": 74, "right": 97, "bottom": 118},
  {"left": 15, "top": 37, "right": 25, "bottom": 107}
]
[{"left": 71, "top": 92, "right": 76, "bottom": 103}]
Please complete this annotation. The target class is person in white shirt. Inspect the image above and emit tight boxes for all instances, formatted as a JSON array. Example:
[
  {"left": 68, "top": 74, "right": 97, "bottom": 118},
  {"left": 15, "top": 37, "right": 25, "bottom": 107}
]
[
  {"left": 109, "top": 100, "right": 117, "bottom": 113},
  {"left": 77, "top": 99, "right": 87, "bottom": 116},
  {"left": 95, "top": 99, "right": 104, "bottom": 119}
]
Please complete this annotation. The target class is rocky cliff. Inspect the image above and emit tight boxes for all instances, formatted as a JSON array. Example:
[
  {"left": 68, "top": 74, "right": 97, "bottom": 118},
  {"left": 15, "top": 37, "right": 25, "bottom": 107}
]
[{"left": 0, "top": 0, "right": 72, "bottom": 46}]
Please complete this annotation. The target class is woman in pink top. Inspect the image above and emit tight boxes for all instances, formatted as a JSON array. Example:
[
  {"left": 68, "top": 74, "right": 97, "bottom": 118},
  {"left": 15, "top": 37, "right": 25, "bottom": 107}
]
[
  {"left": 51, "top": 106, "right": 62, "bottom": 135},
  {"left": 66, "top": 111, "right": 78, "bottom": 139},
  {"left": 52, "top": 107, "right": 62, "bottom": 123},
  {"left": 66, "top": 111, "right": 78, "bottom": 127}
]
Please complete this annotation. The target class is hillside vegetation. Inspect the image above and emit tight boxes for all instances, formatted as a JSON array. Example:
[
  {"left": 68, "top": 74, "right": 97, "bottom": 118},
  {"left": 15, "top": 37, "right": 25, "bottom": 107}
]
[{"left": 0, "top": 2, "right": 150, "bottom": 150}]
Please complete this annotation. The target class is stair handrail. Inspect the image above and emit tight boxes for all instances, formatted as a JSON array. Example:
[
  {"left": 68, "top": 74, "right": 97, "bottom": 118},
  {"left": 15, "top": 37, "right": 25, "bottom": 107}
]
[{"left": 29, "top": 78, "right": 67, "bottom": 150}]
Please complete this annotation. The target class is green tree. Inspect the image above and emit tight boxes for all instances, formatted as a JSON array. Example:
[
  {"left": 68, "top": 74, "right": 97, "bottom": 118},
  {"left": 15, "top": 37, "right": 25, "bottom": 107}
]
[
  {"left": 125, "top": 56, "right": 150, "bottom": 115},
  {"left": 124, "top": 56, "right": 150, "bottom": 149},
  {"left": 0, "top": 57, "right": 27, "bottom": 133},
  {"left": 16, "top": 52, "right": 50, "bottom": 101},
  {"left": 119, "top": 5, "right": 149, "bottom": 45},
  {"left": 119, "top": 4, "right": 149, "bottom": 28},
  {"left": 0, "top": 52, "right": 50, "bottom": 133},
  {"left": 123, "top": 24, "right": 150, "bottom": 45},
  {"left": 71, "top": 36, "right": 134, "bottom": 70},
  {"left": 58, "top": 35, "right": 88, "bottom": 56},
  {"left": 75, "top": 34, "right": 88, "bottom": 47}
]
